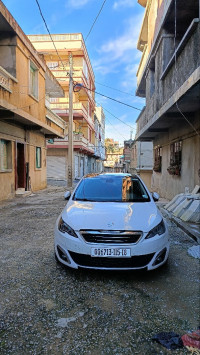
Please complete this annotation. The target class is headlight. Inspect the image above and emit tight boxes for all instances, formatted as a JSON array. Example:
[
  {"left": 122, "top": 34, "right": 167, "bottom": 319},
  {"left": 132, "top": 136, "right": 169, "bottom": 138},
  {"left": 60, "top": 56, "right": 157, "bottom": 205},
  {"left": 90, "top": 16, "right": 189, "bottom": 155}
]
[
  {"left": 58, "top": 217, "right": 78, "bottom": 238},
  {"left": 146, "top": 220, "right": 166, "bottom": 239}
]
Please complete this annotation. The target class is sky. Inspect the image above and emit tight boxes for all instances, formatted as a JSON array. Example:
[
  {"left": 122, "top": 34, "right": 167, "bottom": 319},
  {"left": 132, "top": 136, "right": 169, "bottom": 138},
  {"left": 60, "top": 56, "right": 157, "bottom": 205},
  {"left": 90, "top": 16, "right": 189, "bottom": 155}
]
[{"left": 3, "top": 0, "right": 146, "bottom": 145}]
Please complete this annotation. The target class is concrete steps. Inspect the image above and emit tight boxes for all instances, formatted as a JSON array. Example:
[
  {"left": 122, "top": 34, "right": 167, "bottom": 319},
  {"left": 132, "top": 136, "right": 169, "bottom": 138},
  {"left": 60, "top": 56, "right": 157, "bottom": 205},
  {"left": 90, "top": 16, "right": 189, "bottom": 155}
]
[{"left": 15, "top": 188, "right": 32, "bottom": 198}]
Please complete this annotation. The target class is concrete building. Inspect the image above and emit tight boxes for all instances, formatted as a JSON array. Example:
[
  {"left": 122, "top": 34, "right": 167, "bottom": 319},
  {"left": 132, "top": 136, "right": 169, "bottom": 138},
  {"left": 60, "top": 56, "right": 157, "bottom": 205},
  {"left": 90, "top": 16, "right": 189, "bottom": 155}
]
[
  {"left": 129, "top": 140, "right": 153, "bottom": 190},
  {"left": 29, "top": 34, "right": 98, "bottom": 180},
  {"left": 94, "top": 106, "right": 106, "bottom": 173},
  {"left": 104, "top": 139, "right": 124, "bottom": 172},
  {"left": 135, "top": 0, "right": 200, "bottom": 199},
  {"left": 0, "top": 1, "right": 66, "bottom": 201}
]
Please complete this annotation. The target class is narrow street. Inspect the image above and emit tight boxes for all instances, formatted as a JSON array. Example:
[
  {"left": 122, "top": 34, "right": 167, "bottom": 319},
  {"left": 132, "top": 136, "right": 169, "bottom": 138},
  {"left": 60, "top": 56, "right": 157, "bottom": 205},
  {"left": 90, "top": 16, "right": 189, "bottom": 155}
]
[{"left": 0, "top": 183, "right": 199, "bottom": 355}]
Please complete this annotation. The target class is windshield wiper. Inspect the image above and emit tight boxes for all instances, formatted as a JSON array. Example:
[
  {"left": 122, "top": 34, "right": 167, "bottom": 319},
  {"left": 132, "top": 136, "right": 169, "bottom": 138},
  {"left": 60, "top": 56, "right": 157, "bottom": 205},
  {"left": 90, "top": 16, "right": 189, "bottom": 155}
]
[{"left": 74, "top": 198, "right": 90, "bottom": 201}]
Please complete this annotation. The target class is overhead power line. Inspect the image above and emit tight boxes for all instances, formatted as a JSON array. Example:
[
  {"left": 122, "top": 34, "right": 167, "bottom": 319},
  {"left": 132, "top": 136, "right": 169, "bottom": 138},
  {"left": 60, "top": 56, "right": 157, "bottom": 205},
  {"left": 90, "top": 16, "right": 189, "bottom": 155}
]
[
  {"left": 34, "top": 0, "right": 68, "bottom": 71},
  {"left": 97, "top": 103, "right": 136, "bottom": 130},
  {"left": 85, "top": 0, "right": 108, "bottom": 42},
  {"left": 105, "top": 116, "right": 127, "bottom": 140},
  {"left": 74, "top": 83, "right": 142, "bottom": 111},
  {"left": 96, "top": 81, "right": 136, "bottom": 97}
]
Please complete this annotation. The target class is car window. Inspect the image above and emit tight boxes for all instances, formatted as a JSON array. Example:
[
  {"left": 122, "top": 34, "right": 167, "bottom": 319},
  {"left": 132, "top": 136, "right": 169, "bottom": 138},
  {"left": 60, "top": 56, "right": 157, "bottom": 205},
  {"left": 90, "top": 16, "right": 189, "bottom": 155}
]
[{"left": 73, "top": 175, "right": 150, "bottom": 202}]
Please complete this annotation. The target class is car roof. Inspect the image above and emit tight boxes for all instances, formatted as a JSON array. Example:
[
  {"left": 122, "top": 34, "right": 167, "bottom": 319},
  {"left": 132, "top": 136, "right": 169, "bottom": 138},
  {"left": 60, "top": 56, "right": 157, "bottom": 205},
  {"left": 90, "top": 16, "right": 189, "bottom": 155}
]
[{"left": 84, "top": 173, "right": 137, "bottom": 178}]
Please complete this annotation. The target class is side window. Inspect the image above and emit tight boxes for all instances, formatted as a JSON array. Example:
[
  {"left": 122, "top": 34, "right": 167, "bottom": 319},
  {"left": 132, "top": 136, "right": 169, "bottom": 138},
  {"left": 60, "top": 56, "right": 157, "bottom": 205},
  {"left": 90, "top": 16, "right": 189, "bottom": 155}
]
[
  {"left": 36, "top": 147, "right": 41, "bottom": 169},
  {"left": 167, "top": 141, "right": 182, "bottom": 176},
  {"left": 153, "top": 147, "right": 162, "bottom": 172},
  {"left": 29, "top": 60, "right": 39, "bottom": 99},
  {"left": 0, "top": 139, "right": 12, "bottom": 172}
]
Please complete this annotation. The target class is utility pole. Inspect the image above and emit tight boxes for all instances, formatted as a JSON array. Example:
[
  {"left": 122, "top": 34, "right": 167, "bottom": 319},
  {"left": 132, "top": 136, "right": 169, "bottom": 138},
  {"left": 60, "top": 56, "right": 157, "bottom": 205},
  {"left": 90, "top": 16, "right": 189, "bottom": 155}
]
[{"left": 67, "top": 52, "right": 74, "bottom": 188}]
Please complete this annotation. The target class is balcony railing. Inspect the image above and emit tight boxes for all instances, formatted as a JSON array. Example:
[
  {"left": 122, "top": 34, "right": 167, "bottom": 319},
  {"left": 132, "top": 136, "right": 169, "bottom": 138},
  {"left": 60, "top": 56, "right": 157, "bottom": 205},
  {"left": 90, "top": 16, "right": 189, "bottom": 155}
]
[
  {"left": 45, "top": 107, "right": 66, "bottom": 129},
  {"left": 136, "top": 44, "right": 149, "bottom": 87},
  {"left": 28, "top": 34, "right": 82, "bottom": 42},
  {"left": 0, "top": 66, "right": 16, "bottom": 93},
  {"left": 49, "top": 101, "right": 94, "bottom": 129},
  {"left": 53, "top": 133, "right": 95, "bottom": 153}
]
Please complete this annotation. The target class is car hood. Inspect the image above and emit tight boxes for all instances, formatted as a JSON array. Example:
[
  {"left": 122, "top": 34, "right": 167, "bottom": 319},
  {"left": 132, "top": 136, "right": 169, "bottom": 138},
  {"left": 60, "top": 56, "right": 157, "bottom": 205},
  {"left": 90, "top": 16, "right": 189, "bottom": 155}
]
[{"left": 61, "top": 200, "right": 162, "bottom": 232}]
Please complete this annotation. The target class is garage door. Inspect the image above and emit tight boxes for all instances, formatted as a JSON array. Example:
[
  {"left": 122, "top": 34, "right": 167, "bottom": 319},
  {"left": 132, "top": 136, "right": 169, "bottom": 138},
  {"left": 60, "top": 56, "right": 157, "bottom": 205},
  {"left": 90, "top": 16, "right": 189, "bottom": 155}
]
[{"left": 47, "top": 156, "right": 66, "bottom": 180}]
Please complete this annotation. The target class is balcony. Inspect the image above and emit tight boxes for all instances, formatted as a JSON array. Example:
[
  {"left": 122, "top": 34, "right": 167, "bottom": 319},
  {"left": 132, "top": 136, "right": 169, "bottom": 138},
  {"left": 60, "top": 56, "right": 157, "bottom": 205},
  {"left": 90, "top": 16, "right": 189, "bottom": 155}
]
[
  {"left": 49, "top": 100, "right": 94, "bottom": 130},
  {"left": 28, "top": 33, "right": 95, "bottom": 83},
  {"left": 46, "top": 106, "right": 67, "bottom": 130},
  {"left": 136, "top": 21, "right": 200, "bottom": 140},
  {"left": 47, "top": 133, "right": 95, "bottom": 155}
]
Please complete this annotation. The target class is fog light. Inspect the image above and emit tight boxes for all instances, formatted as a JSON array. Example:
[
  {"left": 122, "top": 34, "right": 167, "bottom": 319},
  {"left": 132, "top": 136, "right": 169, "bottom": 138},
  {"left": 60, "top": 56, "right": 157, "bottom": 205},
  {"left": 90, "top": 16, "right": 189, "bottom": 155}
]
[
  {"left": 153, "top": 248, "right": 167, "bottom": 266},
  {"left": 57, "top": 246, "right": 71, "bottom": 264}
]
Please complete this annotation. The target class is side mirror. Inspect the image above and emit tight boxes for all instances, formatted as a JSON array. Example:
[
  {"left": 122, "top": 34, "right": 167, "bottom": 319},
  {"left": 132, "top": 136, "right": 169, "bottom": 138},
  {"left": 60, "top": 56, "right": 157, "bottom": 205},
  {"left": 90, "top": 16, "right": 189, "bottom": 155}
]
[
  {"left": 64, "top": 191, "right": 71, "bottom": 200},
  {"left": 152, "top": 192, "right": 160, "bottom": 201}
]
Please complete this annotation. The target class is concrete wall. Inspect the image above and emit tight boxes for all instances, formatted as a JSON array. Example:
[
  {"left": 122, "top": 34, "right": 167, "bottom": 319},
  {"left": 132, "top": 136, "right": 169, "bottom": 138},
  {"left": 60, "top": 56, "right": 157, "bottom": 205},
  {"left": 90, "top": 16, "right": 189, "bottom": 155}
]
[
  {"left": 138, "top": 170, "right": 152, "bottom": 191},
  {"left": 151, "top": 113, "right": 200, "bottom": 199},
  {"left": 0, "top": 121, "right": 47, "bottom": 201}
]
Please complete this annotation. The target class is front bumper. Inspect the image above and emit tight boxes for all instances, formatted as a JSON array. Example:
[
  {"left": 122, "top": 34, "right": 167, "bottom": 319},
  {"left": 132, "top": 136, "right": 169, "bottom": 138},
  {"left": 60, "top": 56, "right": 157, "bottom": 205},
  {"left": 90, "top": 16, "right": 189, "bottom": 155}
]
[{"left": 54, "top": 227, "right": 170, "bottom": 271}]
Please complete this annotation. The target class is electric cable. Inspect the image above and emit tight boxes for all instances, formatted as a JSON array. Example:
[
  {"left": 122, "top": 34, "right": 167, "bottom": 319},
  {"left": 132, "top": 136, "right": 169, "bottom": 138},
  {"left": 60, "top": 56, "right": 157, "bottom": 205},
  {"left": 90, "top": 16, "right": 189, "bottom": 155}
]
[
  {"left": 96, "top": 81, "right": 136, "bottom": 97},
  {"left": 105, "top": 116, "right": 127, "bottom": 140},
  {"left": 73, "top": 82, "right": 142, "bottom": 111},
  {"left": 96, "top": 101, "right": 136, "bottom": 130},
  {"left": 85, "top": 0, "right": 108, "bottom": 42},
  {"left": 34, "top": 0, "right": 69, "bottom": 73}
]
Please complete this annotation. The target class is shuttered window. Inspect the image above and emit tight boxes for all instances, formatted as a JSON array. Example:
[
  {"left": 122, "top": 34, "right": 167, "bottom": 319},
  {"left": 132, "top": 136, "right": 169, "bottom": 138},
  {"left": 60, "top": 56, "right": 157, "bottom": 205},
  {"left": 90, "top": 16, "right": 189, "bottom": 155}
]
[
  {"left": 29, "top": 61, "right": 38, "bottom": 99},
  {"left": 36, "top": 147, "right": 41, "bottom": 169},
  {"left": 0, "top": 139, "right": 12, "bottom": 171}
]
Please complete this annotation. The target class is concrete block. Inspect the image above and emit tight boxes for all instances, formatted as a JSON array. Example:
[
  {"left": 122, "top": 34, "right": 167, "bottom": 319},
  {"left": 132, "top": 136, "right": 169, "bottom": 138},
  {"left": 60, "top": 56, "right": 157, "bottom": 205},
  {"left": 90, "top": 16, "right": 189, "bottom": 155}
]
[
  {"left": 180, "top": 200, "right": 200, "bottom": 223},
  {"left": 167, "top": 196, "right": 186, "bottom": 212},
  {"left": 173, "top": 198, "right": 192, "bottom": 217},
  {"left": 164, "top": 193, "right": 184, "bottom": 209}
]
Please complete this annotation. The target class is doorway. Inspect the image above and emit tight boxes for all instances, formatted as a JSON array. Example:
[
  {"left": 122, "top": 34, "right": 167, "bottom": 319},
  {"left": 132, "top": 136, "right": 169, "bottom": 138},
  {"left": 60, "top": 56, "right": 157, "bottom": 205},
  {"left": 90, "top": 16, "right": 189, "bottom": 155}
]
[{"left": 15, "top": 142, "right": 25, "bottom": 189}]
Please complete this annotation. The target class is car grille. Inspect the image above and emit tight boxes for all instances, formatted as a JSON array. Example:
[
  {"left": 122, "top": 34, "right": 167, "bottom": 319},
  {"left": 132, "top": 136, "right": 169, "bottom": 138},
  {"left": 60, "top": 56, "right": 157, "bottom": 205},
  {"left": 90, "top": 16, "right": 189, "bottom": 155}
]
[
  {"left": 69, "top": 251, "right": 154, "bottom": 268},
  {"left": 79, "top": 230, "right": 143, "bottom": 244}
]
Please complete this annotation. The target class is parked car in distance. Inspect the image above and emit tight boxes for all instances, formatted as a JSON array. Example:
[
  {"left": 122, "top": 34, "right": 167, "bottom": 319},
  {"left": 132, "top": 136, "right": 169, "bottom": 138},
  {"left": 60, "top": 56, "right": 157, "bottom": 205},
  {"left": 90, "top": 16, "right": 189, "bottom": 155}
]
[{"left": 54, "top": 173, "right": 169, "bottom": 271}]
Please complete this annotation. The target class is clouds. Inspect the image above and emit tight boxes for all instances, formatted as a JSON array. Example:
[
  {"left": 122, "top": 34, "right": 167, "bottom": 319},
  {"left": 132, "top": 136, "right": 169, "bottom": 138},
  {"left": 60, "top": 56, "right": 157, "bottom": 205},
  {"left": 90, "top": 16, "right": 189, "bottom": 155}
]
[
  {"left": 100, "top": 15, "right": 143, "bottom": 60},
  {"left": 113, "top": 0, "right": 135, "bottom": 10}
]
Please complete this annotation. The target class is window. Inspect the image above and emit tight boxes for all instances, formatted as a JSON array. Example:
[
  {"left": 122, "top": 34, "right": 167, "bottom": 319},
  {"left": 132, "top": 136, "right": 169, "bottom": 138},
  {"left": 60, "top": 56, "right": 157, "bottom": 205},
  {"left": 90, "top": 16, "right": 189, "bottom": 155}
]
[
  {"left": 73, "top": 175, "right": 150, "bottom": 202},
  {"left": 0, "top": 139, "right": 12, "bottom": 172},
  {"left": 150, "top": 69, "right": 155, "bottom": 97},
  {"left": 29, "top": 61, "right": 38, "bottom": 99},
  {"left": 153, "top": 147, "right": 162, "bottom": 172},
  {"left": 167, "top": 141, "right": 182, "bottom": 176},
  {"left": 36, "top": 147, "right": 41, "bottom": 169},
  {"left": 47, "top": 62, "right": 58, "bottom": 69}
]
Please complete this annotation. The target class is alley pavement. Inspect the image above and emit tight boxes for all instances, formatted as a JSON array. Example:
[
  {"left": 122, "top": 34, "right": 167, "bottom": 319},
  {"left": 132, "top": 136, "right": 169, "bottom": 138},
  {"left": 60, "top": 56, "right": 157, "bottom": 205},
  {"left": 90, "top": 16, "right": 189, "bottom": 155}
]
[{"left": 0, "top": 182, "right": 199, "bottom": 355}]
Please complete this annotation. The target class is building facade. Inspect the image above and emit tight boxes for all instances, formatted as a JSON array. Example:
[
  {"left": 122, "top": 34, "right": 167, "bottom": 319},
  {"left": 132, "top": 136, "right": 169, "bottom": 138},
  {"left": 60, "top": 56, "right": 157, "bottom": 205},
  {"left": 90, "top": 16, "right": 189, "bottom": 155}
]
[
  {"left": 135, "top": 0, "right": 200, "bottom": 199},
  {"left": 104, "top": 139, "right": 124, "bottom": 172},
  {"left": 129, "top": 140, "right": 153, "bottom": 190},
  {"left": 94, "top": 106, "right": 106, "bottom": 173},
  {"left": 0, "top": 2, "right": 65, "bottom": 201},
  {"left": 29, "top": 34, "right": 99, "bottom": 181}
]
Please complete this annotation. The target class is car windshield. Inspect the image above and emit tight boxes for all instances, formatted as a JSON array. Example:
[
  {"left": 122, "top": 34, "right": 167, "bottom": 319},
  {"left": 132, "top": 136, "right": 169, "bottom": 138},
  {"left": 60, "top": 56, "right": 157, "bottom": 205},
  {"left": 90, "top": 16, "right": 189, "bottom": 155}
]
[{"left": 73, "top": 175, "right": 150, "bottom": 202}]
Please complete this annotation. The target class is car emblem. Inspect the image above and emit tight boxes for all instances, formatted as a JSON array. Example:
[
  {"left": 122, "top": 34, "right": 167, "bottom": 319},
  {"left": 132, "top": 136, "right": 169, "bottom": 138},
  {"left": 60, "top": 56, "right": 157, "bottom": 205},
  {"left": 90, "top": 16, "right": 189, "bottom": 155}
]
[{"left": 107, "top": 222, "right": 114, "bottom": 228}]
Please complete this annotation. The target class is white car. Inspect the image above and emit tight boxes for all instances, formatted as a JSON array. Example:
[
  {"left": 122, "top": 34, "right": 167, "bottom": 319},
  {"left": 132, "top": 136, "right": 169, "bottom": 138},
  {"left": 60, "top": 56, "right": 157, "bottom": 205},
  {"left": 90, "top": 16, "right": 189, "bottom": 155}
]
[{"left": 54, "top": 173, "right": 169, "bottom": 271}]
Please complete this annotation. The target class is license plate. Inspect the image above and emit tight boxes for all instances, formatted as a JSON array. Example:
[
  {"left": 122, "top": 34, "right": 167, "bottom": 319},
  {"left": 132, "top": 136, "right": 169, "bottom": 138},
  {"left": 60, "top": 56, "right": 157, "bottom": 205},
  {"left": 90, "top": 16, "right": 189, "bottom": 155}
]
[{"left": 91, "top": 248, "right": 131, "bottom": 258}]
